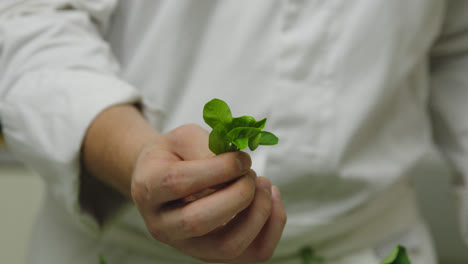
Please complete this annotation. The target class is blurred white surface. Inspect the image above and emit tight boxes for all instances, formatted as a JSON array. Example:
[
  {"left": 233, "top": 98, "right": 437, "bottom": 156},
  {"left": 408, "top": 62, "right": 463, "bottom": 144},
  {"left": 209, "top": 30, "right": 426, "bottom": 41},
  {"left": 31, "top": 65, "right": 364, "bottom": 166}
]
[
  {"left": 0, "top": 153, "right": 467, "bottom": 264},
  {"left": 411, "top": 153, "right": 468, "bottom": 264}
]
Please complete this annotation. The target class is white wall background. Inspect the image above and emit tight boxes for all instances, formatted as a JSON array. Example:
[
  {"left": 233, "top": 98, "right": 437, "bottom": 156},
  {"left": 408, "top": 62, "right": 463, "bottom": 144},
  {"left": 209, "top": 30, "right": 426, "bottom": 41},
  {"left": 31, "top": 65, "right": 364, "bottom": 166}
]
[{"left": 0, "top": 152, "right": 467, "bottom": 263}]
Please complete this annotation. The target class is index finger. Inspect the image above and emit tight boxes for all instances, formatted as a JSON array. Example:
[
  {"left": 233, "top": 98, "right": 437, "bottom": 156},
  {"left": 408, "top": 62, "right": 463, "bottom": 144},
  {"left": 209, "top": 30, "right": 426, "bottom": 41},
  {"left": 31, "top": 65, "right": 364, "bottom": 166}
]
[{"left": 152, "top": 151, "right": 252, "bottom": 202}]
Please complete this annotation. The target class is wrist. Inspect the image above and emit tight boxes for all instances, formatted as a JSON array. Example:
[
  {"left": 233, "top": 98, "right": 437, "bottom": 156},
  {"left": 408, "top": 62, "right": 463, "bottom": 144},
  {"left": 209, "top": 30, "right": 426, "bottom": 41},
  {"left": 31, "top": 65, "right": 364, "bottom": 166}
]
[{"left": 82, "top": 103, "right": 161, "bottom": 197}]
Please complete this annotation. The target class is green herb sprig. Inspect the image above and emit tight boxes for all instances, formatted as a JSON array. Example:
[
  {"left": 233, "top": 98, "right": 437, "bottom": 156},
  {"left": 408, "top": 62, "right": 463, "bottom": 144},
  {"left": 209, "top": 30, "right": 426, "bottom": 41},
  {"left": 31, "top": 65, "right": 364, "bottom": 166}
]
[{"left": 203, "top": 98, "right": 279, "bottom": 155}]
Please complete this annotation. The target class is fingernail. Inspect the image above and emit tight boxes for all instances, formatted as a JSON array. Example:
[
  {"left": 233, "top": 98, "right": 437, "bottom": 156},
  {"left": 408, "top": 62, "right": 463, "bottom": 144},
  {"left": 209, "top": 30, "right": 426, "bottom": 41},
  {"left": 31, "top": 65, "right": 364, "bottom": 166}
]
[
  {"left": 272, "top": 186, "right": 281, "bottom": 201},
  {"left": 259, "top": 177, "right": 271, "bottom": 194},
  {"left": 236, "top": 152, "right": 251, "bottom": 172}
]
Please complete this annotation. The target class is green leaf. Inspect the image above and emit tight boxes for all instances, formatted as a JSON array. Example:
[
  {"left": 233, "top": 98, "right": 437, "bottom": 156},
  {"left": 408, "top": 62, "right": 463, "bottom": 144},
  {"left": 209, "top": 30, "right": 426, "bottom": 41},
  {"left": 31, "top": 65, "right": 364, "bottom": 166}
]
[
  {"left": 231, "top": 116, "right": 256, "bottom": 129},
  {"left": 253, "top": 118, "right": 267, "bottom": 129},
  {"left": 259, "top": 131, "right": 279, "bottom": 145},
  {"left": 232, "top": 137, "right": 249, "bottom": 149},
  {"left": 203, "top": 98, "right": 232, "bottom": 128},
  {"left": 381, "top": 247, "right": 399, "bottom": 263},
  {"left": 381, "top": 245, "right": 411, "bottom": 264},
  {"left": 248, "top": 132, "right": 261, "bottom": 151},
  {"left": 226, "top": 127, "right": 261, "bottom": 144},
  {"left": 209, "top": 124, "right": 229, "bottom": 155},
  {"left": 231, "top": 116, "right": 266, "bottom": 130}
]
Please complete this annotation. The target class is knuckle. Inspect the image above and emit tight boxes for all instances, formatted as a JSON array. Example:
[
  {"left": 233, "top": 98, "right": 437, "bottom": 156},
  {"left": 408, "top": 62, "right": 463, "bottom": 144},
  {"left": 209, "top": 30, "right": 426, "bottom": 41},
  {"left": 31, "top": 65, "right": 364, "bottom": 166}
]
[
  {"left": 218, "top": 238, "right": 244, "bottom": 260},
  {"left": 160, "top": 165, "right": 185, "bottom": 196},
  {"left": 167, "top": 123, "right": 204, "bottom": 149},
  {"left": 130, "top": 175, "right": 150, "bottom": 205},
  {"left": 137, "top": 145, "right": 158, "bottom": 165},
  {"left": 174, "top": 123, "right": 201, "bottom": 138},
  {"left": 180, "top": 210, "right": 206, "bottom": 237}
]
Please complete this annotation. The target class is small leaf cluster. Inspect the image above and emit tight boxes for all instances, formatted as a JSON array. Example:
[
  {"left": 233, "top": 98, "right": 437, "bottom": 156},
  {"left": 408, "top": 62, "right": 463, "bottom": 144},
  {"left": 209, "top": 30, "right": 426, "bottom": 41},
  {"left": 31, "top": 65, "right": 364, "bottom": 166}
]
[
  {"left": 380, "top": 245, "right": 411, "bottom": 264},
  {"left": 203, "top": 99, "right": 279, "bottom": 155}
]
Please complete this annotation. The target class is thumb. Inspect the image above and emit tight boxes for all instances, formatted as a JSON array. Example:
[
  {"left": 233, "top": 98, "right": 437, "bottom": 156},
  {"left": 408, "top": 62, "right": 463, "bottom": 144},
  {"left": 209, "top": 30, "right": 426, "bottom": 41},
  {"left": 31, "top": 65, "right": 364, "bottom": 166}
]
[{"left": 164, "top": 123, "right": 215, "bottom": 161}]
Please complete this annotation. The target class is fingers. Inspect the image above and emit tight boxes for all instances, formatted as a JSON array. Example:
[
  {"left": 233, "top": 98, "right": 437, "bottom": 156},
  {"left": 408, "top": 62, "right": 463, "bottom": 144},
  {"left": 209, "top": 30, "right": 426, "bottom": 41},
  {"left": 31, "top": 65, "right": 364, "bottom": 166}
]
[
  {"left": 151, "top": 151, "right": 252, "bottom": 202},
  {"left": 179, "top": 177, "right": 275, "bottom": 261},
  {"left": 151, "top": 171, "right": 257, "bottom": 240},
  {"left": 232, "top": 185, "right": 287, "bottom": 263}
]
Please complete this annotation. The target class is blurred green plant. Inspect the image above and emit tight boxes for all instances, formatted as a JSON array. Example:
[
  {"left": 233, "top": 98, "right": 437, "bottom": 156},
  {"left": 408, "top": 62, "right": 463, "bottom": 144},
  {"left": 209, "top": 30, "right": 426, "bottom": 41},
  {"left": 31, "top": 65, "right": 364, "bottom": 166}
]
[
  {"left": 381, "top": 245, "right": 411, "bottom": 264},
  {"left": 299, "top": 245, "right": 411, "bottom": 264}
]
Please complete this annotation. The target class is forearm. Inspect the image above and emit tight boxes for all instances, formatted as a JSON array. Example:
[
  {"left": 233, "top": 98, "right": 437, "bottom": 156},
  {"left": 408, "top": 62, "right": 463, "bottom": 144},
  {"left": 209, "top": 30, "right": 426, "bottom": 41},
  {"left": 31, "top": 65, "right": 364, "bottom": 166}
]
[{"left": 82, "top": 104, "right": 161, "bottom": 197}]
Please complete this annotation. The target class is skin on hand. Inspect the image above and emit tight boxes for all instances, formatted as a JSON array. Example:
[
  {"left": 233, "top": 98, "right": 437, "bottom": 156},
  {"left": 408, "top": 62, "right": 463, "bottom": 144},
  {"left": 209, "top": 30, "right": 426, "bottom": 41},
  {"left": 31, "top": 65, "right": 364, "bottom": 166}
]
[
  {"left": 82, "top": 105, "right": 286, "bottom": 263},
  {"left": 131, "top": 124, "right": 287, "bottom": 263}
]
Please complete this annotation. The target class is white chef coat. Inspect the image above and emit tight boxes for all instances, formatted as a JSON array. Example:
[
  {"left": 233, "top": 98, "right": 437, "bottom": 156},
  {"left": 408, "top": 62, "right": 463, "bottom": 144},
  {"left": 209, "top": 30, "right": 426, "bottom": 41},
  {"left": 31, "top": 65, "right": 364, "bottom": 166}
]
[{"left": 1, "top": 0, "right": 468, "bottom": 263}]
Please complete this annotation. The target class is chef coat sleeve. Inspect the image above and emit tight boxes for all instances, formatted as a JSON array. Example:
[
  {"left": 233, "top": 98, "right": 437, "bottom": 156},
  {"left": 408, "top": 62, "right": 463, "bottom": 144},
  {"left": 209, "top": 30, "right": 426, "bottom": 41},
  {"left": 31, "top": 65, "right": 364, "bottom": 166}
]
[
  {"left": 429, "top": 0, "right": 468, "bottom": 244},
  {"left": 0, "top": 0, "right": 140, "bottom": 230}
]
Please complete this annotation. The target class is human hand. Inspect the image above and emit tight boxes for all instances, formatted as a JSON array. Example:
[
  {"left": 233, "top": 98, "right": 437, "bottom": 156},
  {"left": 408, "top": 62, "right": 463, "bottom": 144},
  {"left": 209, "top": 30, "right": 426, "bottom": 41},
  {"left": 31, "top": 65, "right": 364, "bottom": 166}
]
[{"left": 130, "top": 124, "right": 286, "bottom": 263}]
